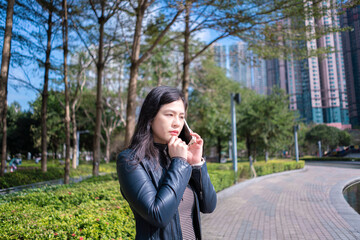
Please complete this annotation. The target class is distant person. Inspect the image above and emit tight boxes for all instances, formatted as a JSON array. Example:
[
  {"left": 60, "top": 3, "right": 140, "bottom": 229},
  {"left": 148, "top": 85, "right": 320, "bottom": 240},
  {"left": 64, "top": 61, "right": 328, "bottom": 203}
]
[
  {"left": 117, "top": 86, "right": 217, "bottom": 239},
  {"left": 35, "top": 155, "right": 41, "bottom": 164},
  {"left": 9, "top": 156, "right": 21, "bottom": 172}
]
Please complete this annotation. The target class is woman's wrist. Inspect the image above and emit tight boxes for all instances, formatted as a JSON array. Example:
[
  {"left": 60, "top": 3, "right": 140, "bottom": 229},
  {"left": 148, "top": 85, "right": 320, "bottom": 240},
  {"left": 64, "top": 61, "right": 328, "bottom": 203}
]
[{"left": 191, "top": 157, "right": 205, "bottom": 166}]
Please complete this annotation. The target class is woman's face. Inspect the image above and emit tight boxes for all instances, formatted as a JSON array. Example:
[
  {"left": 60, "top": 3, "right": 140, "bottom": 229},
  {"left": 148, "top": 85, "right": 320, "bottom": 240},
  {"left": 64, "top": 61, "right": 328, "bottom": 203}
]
[{"left": 151, "top": 99, "right": 185, "bottom": 144}]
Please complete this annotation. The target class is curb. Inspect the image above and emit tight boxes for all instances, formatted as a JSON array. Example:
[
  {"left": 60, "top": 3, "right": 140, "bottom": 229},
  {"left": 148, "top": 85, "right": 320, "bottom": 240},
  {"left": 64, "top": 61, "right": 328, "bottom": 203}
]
[{"left": 330, "top": 176, "right": 360, "bottom": 234}]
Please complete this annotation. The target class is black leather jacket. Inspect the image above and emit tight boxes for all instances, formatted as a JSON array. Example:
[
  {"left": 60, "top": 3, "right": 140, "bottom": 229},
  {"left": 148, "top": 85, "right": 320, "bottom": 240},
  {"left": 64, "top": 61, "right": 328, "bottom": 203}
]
[{"left": 116, "top": 144, "right": 217, "bottom": 240}]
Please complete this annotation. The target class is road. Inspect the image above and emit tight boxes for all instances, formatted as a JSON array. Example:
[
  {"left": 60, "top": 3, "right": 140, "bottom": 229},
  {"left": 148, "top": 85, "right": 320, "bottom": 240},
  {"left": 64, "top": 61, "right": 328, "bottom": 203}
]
[{"left": 202, "top": 163, "right": 360, "bottom": 239}]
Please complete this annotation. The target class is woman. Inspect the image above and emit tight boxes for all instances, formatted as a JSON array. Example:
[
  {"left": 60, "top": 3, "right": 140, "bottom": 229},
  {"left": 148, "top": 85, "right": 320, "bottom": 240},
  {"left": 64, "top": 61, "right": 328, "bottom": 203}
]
[{"left": 117, "top": 86, "right": 217, "bottom": 239}]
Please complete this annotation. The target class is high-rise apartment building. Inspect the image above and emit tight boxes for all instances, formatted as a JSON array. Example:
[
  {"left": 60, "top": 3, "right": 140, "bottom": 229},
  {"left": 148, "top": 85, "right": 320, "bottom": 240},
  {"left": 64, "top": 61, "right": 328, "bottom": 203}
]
[
  {"left": 253, "top": 58, "right": 267, "bottom": 95},
  {"left": 229, "top": 42, "right": 252, "bottom": 88},
  {"left": 265, "top": 59, "right": 287, "bottom": 95},
  {"left": 213, "top": 43, "right": 227, "bottom": 70},
  {"left": 213, "top": 42, "right": 268, "bottom": 94},
  {"left": 340, "top": 5, "right": 360, "bottom": 127},
  {"left": 266, "top": 9, "right": 351, "bottom": 129}
]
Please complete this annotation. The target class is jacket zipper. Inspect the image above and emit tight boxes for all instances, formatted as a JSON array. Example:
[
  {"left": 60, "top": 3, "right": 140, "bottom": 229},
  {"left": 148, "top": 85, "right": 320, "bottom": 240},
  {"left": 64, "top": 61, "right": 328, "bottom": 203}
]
[{"left": 199, "top": 168, "right": 203, "bottom": 201}]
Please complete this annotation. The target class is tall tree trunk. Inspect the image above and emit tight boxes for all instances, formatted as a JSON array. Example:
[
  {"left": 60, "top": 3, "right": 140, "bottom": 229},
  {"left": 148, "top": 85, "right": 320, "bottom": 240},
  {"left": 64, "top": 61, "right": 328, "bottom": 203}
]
[
  {"left": 63, "top": 0, "right": 71, "bottom": 184},
  {"left": 0, "top": 0, "right": 15, "bottom": 177},
  {"left": 71, "top": 55, "right": 88, "bottom": 168},
  {"left": 71, "top": 103, "right": 78, "bottom": 169},
  {"left": 41, "top": 0, "right": 54, "bottom": 173},
  {"left": 253, "top": 142, "right": 257, "bottom": 162},
  {"left": 124, "top": 5, "right": 145, "bottom": 146},
  {"left": 217, "top": 136, "right": 222, "bottom": 163},
  {"left": 181, "top": 1, "right": 191, "bottom": 103},
  {"left": 105, "top": 131, "right": 111, "bottom": 163},
  {"left": 246, "top": 135, "right": 251, "bottom": 158},
  {"left": 93, "top": 9, "right": 106, "bottom": 176}
]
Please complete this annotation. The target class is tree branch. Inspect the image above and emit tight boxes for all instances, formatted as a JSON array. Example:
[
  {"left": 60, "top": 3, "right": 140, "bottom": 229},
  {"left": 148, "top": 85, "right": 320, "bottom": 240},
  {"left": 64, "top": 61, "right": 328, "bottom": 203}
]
[
  {"left": 70, "top": 18, "right": 97, "bottom": 62},
  {"left": 138, "top": 7, "right": 184, "bottom": 65},
  {"left": 88, "top": 0, "right": 100, "bottom": 19}
]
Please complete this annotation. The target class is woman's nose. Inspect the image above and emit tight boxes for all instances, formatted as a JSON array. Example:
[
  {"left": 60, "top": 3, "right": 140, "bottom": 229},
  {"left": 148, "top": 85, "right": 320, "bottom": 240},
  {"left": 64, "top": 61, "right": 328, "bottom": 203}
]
[{"left": 172, "top": 116, "right": 181, "bottom": 127}]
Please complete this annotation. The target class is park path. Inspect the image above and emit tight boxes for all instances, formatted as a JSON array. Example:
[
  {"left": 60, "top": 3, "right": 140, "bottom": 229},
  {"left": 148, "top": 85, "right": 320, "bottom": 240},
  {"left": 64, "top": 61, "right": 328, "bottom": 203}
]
[{"left": 202, "top": 164, "right": 360, "bottom": 240}]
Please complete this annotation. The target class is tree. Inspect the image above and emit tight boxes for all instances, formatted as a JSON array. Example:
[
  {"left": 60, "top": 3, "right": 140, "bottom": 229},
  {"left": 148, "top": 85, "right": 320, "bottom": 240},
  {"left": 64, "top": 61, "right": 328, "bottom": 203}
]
[
  {"left": 71, "top": 0, "right": 125, "bottom": 176},
  {"left": 338, "top": 131, "right": 351, "bottom": 146},
  {"left": 1, "top": 0, "right": 63, "bottom": 172},
  {"left": 189, "top": 59, "right": 244, "bottom": 161},
  {"left": 237, "top": 94, "right": 263, "bottom": 160},
  {"left": 124, "top": 1, "right": 185, "bottom": 146},
  {"left": 30, "top": 91, "right": 65, "bottom": 159},
  {"left": 62, "top": 0, "right": 71, "bottom": 184},
  {"left": 0, "top": 0, "right": 15, "bottom": 176},
  {"left": 101, "top": 53, "right": 127, "bottom": 162},
  {"left": 6, "top": 102, "right": 37, "bottom": 157},
  {"left": 69, "top": 50, "right": 91, "bottom": 168},
  {"left": 38, "top": 0, "right": 59, "bottom": 173},
  {"left": 305, "top": 124, "right": 351, "bottom": 152},
  {"left": 102, "top": 93, "right": 126, "bottom": 162},
  {"left": 237, "top": 89, "right": 296, "bottom": 161},
  {"left": 140, "top": 14, "right": 182, "bottom": 88},
  {"left": 79, "top": 78, "right": 126, "bottom": 164},
  {"left": 257, "top": 89, "right": 297, "bottom": 161}
]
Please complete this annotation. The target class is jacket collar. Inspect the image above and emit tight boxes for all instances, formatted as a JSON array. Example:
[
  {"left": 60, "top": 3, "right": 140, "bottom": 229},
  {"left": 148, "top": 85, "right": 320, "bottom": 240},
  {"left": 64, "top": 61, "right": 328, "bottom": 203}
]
[
  {"left": 154, "top": 142, "right": 168, "bottom": 152},
  {"left": 153, "top": 142, "right": 171, "bottom": 168}
]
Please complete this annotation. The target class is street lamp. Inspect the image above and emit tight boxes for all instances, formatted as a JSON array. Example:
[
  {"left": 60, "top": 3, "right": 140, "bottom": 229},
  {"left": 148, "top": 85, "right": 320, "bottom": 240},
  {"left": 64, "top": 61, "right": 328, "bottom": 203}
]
[
  {"left": 76, "top": 130, "right": 89, "bottom": 167},
  {"left": 231, "top": 93, "right": 241, "bottom": 181},
  {"left": 294, "top": 125, "right": 300, "bottom": 162}
]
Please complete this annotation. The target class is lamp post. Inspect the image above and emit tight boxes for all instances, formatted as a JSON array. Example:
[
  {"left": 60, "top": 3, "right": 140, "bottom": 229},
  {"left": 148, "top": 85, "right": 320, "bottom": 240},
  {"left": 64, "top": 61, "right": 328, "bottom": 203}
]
[
  {"left": 294, "top": 125, "right": 300, "bottom": 162},
  {"left": 76, "top": 130, "right": 89, "bottom": 167},
  {"left": 318, "top": 141, "right": 322, "bottom": 157},
  {"left": 231, "top": 93, "right": 240, "bottom": 181}
]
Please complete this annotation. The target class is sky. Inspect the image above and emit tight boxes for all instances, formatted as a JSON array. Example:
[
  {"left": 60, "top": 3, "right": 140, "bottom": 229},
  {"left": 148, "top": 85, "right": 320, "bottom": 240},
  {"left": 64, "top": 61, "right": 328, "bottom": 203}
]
[{"left": 8, "top": 87, "right": 37, "bottom": 110}]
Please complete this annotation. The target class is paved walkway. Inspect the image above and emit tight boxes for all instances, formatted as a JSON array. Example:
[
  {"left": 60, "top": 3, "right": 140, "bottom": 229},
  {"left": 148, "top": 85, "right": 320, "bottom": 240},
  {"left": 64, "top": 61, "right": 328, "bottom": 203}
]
[{"left": 202, "top": 164, "right": 360, "bottom": 240}]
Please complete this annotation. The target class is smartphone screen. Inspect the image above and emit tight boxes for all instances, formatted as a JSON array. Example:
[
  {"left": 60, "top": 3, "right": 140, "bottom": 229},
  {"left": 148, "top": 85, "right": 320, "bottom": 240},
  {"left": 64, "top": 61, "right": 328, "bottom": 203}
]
[{"left": 179, "top": 120, "right": 193, "bottom": 144}]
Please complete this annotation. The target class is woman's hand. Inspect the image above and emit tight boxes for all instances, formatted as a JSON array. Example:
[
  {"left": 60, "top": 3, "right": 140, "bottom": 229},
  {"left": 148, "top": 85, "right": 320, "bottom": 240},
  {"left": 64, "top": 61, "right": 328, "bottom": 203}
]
[
  {"left": 187, "top": 132, "right": 203, "bottom": 165},
  {"left": 168, "top": 136, "right": 188, "bottom": 160}
]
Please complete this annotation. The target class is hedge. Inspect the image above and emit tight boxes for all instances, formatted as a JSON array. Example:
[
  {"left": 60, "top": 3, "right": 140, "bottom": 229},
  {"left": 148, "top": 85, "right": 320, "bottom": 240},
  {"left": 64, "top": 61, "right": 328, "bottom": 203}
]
[
  {"left": 0, "top": 174, "right": 135, "bottom": 239},
  {"left": 208, "top": 160, "right": 304, "bottom": 192},
  {"left": 0, "top": 162, "right": 116, "bottom": 189},
  {"left": 300, "top": 156, "right": 360, "bottom": 161},
  {"left": 0, "top": 160, "right": 304, "bottom": 239}
]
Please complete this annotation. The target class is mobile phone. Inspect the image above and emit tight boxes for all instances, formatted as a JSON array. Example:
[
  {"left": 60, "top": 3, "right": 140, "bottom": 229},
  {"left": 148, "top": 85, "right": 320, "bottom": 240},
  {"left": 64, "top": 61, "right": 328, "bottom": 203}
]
[{"left": 179, "top": 120, "right": 196, "bottom": 145}]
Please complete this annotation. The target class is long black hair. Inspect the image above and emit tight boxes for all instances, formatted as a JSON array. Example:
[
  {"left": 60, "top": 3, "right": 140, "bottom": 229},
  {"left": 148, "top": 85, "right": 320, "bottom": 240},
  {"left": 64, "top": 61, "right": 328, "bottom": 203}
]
[{"left": 129, "top": 86, "right": 187, "bottom": 164}]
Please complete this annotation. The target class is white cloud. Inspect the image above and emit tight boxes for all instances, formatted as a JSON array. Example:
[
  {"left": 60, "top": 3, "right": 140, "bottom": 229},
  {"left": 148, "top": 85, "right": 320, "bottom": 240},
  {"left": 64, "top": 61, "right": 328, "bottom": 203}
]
[{"left": 194, "top": 29, "right": 212, "bottom": 43}]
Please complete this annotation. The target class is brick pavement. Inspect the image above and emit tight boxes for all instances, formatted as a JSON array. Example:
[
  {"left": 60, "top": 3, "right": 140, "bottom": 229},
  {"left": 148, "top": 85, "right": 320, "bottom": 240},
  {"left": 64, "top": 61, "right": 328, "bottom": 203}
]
[{"left": 202, "top": 165, "right": 360, "bottom": 240}]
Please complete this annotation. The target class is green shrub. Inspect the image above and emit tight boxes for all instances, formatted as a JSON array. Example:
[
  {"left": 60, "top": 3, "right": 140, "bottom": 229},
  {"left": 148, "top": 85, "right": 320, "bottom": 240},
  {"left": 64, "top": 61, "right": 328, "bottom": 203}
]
[
  {"left": 207, "top": 160, "right": 304, "bottom": 192},
  {"left": 0, "top": 176, "right": 135, "bottom": 239},
  {"left": 208, "top": 170, "right": 234, "bottom": 192},
  {"left": 0, "top": 167, "right": 64, "bottom": 189},
  {"left": 252, "top": 160, "right": 305, "bottom": 177},
  {"left": 0, "top": 163, "right": 117, "bottom": 189},
  {"left": 300, "top": 156, "right": 360, "bottom": 161}
]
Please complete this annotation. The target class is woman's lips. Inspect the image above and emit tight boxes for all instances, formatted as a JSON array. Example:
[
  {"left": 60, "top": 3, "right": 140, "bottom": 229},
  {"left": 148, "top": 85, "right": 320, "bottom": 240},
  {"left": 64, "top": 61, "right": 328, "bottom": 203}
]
[{"left": 170, "top": 131, "right": 179, "bottom": 136}]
